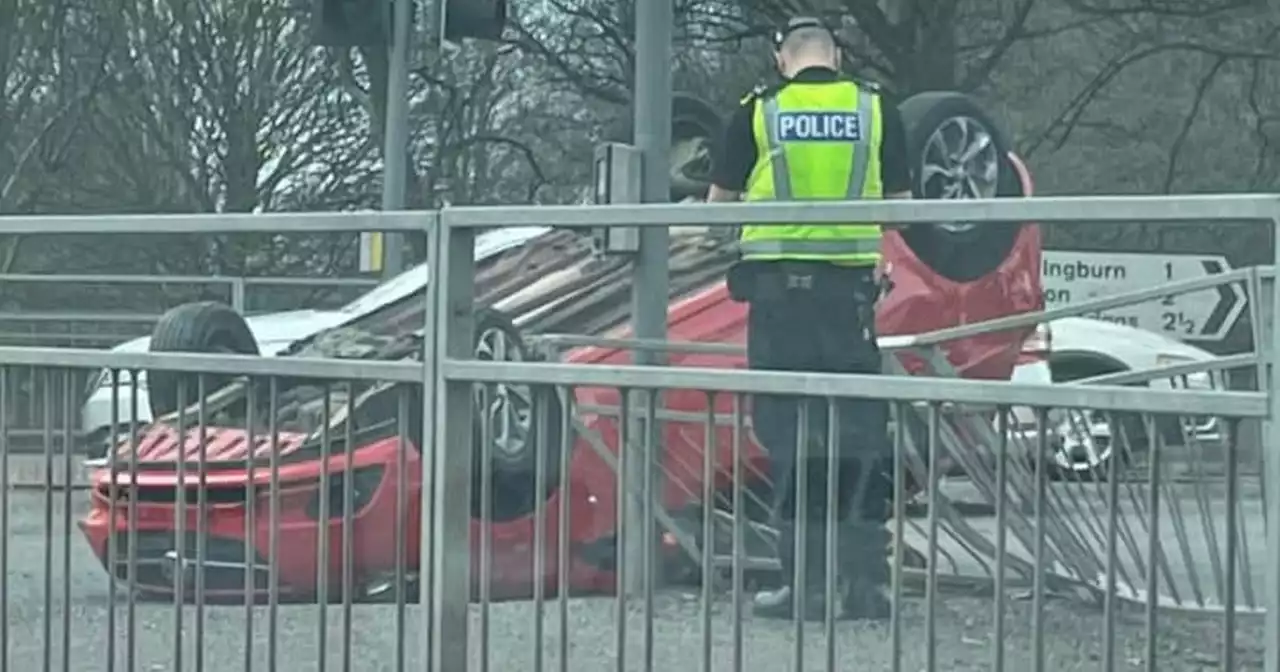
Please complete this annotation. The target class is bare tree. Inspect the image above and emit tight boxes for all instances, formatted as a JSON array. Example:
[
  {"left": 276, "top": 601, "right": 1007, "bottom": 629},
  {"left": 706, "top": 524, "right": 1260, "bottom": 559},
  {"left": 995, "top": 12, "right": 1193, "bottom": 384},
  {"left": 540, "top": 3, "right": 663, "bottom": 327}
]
[{"left": 0, "top": 0, "right": 115, "bottom": 277}]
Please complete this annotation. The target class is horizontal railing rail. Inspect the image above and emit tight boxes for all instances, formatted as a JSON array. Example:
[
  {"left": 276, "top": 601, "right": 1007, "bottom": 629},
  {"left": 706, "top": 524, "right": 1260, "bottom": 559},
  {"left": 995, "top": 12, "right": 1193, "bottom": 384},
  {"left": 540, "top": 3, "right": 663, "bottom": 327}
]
[
  {"left": 0, "top": 346, "right": 421, "bottom": 383},
  {"left": 528, "top": 265, "right": 1262, "bottom": 357},
  {"left": 0, "top": 210, "right": 435, "bottom": 234},
  {"left": 442, "top": 360, "right": 1267, "bottom": 417},
  {"left": 439, "top": 194, "right": 1280, "bottom": 228}
]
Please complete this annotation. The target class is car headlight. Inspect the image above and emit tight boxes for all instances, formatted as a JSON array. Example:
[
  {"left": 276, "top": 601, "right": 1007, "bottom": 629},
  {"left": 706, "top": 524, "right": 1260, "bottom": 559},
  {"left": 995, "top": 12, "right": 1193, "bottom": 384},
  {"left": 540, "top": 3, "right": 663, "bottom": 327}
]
[
  {"left": 305, "top": 465, "right": 386, "bottom": 520},
  {"left": 1155, "top": 354, "right": 1217, "bottom": 391},
  {"left": 1155, "top": 353, "right": 1193, "bottom": 368}
]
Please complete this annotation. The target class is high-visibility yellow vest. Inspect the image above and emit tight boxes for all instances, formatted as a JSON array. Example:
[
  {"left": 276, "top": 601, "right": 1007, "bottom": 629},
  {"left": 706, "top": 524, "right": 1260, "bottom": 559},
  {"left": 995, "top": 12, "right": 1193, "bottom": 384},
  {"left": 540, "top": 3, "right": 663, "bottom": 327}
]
[{"left": 739, "top": 80, "right": 884, "bottom": 266}]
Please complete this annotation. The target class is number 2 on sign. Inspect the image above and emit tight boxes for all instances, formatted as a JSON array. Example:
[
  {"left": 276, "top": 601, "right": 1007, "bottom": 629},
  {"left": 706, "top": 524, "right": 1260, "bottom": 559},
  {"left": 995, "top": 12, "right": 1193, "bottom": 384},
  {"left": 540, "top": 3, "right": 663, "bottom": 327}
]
[
  {"left": 1161, "top": 262, "right": 1175, "bottom": 306},
  {"left": 1162, "top": 311, "right": 1194, "bottom": 334}
]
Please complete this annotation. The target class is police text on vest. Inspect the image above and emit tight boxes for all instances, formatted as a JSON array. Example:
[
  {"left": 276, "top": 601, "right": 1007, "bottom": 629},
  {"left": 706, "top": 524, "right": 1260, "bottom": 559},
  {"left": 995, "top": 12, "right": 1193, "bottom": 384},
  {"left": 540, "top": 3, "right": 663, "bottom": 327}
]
[{"left": 777, "top": 111, "right": 864, "bottom": 142}]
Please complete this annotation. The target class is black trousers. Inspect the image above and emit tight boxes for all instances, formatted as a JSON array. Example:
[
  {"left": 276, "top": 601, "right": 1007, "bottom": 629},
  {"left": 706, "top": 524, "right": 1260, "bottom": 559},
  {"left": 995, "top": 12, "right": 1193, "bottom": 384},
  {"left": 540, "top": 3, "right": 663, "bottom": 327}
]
[{"left": 732, "top": 261, "right": 892, "bottom": 592}]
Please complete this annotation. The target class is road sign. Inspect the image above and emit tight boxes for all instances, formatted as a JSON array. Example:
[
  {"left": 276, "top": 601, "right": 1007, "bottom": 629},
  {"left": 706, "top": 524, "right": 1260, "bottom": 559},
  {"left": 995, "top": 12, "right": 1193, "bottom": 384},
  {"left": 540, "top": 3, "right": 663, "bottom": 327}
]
[{"left": 1041, "top": 251, "right": 1246, "bottom": 341}]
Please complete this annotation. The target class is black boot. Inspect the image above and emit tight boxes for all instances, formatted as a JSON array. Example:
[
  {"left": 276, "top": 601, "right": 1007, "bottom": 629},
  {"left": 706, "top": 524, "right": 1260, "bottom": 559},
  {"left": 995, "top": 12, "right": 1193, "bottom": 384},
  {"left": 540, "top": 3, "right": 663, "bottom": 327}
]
[
  {"left": 754, "top": 522, "right": 797, "bottom": 619},
  {"left": 839, "top": 523, "right": 891, "bottom": 621}
]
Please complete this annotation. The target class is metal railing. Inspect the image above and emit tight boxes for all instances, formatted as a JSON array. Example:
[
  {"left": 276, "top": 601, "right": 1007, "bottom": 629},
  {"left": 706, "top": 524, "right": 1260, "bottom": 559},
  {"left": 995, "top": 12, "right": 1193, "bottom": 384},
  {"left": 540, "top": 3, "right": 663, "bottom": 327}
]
[
  {"left": 430, "top": 194, "right": 1280, "bottom": 671},
  {"left": 0, "top": 196, "right": 1275, "bottom": 671}
]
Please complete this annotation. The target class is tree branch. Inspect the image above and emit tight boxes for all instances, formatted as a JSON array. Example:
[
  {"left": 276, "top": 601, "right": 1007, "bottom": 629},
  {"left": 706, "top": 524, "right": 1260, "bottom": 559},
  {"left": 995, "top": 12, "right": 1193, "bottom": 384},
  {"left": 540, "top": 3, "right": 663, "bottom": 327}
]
[{"left": 1161, "top": 54, "right": 1228, "bottom": 192}]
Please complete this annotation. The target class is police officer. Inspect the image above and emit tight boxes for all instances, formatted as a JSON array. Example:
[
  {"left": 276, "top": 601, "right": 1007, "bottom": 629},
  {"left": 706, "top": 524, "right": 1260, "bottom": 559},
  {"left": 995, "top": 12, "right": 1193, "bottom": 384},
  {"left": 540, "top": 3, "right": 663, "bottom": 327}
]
[{"left": 707, "top": 17, "right": 912, "bottom": 621}]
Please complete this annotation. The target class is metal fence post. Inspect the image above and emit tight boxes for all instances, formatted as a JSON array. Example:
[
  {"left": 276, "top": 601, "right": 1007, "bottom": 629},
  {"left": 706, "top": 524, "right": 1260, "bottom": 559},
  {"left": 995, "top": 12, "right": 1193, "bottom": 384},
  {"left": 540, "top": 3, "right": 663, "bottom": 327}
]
[
  {"left": 229, "top": 278, "right": 246, "bottom": 313},
  {"left": 427, "top": 207, "right": 474, "bottom": 671},
  {"left": 1266, "top": 210, "right": 1280, "bottom": 672}
]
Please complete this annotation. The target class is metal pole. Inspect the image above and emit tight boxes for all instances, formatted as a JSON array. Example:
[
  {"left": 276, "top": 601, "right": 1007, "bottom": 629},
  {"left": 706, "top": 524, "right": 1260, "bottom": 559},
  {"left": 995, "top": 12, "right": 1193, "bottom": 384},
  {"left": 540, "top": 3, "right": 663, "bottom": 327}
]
[
  {"left": 228, "top": 278, "right": 246, "bottom": 314},
  {"left": 628, "top": 0, "right": 672, "bottom": 597},
  {"left": 1266, "top": 211, "right": 1280, "bottom": 672},
  {"left": 379, "top": 0, "right": 413, "bottom": 278}
]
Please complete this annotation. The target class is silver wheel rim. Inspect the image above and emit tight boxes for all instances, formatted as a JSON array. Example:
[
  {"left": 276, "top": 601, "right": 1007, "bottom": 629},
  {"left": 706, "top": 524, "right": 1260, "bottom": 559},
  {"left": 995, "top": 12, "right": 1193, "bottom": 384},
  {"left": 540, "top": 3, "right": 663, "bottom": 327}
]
[
  {"left": 473, "top": 326, "right": 533, "bottom": 459},
  {"left": 918, "top": 115, "right": 1001, "bottom": 232},
  {"left": 1051, "top": 410, "right": 1113, "bottom": 473}
]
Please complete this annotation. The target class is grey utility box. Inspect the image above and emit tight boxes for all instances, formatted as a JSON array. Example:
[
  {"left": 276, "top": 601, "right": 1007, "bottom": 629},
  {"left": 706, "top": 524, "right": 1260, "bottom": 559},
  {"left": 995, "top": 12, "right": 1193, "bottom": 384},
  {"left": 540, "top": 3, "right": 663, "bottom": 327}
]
[{"left": 591, "top": 142, "right": 642, "bottom": 255}]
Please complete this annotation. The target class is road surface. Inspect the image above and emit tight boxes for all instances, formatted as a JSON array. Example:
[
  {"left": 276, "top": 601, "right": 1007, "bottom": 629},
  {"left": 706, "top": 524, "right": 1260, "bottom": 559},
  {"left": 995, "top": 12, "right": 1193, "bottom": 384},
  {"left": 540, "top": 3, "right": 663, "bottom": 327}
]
[{"left": 0, "top": 489, "right": 1268, "bottom": 671}]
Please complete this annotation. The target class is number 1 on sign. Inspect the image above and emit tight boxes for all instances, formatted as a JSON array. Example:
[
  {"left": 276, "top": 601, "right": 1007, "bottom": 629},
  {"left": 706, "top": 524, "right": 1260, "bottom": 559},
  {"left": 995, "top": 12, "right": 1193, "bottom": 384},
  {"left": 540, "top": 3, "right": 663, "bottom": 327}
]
[{"left": 1161, "top": 261, "right": 1175, "bottom": 306}]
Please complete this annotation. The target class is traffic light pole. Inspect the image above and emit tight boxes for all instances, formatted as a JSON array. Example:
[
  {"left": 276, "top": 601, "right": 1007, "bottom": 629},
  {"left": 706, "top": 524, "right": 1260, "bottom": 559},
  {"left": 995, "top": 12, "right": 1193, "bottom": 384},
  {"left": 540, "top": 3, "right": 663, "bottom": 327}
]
[
  {"left": 625, "top": 0, "right": 672, "bottom": 598},
  {"left": 379, "top": 0, "right": 412, "bottom": 278}
]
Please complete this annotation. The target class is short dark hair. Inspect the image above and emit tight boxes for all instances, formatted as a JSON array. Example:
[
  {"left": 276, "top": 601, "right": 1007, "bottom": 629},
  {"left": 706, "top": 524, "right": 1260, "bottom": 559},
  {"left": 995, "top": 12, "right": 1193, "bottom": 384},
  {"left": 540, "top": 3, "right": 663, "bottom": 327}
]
[{"left": 772, "top": 16, "right": 835, "bottom": 51}]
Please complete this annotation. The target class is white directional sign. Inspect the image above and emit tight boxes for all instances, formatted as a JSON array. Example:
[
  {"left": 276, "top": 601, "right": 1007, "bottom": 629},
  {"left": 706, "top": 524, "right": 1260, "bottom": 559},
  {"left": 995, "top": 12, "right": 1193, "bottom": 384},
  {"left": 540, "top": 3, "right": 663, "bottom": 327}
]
[{"left": 1041, "top": 251, "right": 1246, "bottom": 341}]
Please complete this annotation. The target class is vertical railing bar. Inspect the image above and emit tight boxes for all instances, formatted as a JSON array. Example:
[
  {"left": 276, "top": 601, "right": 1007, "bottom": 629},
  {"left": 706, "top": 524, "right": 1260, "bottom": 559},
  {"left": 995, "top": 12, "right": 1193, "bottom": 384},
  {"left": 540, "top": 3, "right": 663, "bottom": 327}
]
[
  {"left": 340, "top": 382, "right": 357, "bottom": 672},
  {"left": 614, "top": 387, "right": 630, "bottom": 672},
  {"left": 243, "top": 379, "right": 258, "bottom": 672},
  {"left": 316, "top": 386, "right": 332, "bottom": 672},
  {"left": 0, "top": 368, "right": 9, "bottom": 672},
  {"left": 1230, "top": 420, "right": 1257, "bottom": 609},
  {"left": 993, "top": 408, "right": 1009, "bottom": 672},
  {"left": 105, "top": 369, "right": 119, "bottom": 672},
  {"left": 699, "top": 392, "right": 715, "bottom": 672},
  {"left": 1157, "top": 429, "right": 1208, "bottom": 607},
  {"left": 642, "top": 389, "right": 658, "bottom": 672},
  {"left": 477, "top": 382, "right": 493, "bottom": 672},
  {"left": 1032, "top": 406, "right": 1048, "bottom": 672},
  {"left": 267, "top": 378, "right": 281, "bottom": 672},
  {"left": 172, "top": 379, "right": 188, "bottom": 672},
  {"left": 60, "top": 370, "right": 74, "bottom": 672},
  {"left": 1232, "top": 438, "right": 1257, "bottom": 610},
  {"left": 1144, "top": 414, "right": 1162, "bottom": 672},
  {"left": 556, "top": 386, "right": 573, "bottom": 672},
  {"left": 194, "top": 376, "right": 208, "bottom": 672},
  {"left": 41, "top": 373, "right": 53, "bottom": 672},
  {"left": 126, "top": 373, "right": 140, "bottom": 672},
  {"left": 394, "top": 389, "right": 411, "bottom": 672},
  {"left": 730, "top": 394, "right": 745, "bottom": 672},
  {"left": 1189, "top": 412, "right": 1227, "bottom": 606},
  {"left": 924, "top": 403, "right": 940, "bottom": 672},
  {"left": 890, "top": 402, "right": 905, "bottom": 672},
  {"left": 1117, "top": 418, "right": 1182, "bottom": 607},
  {"left": 823, "top": 397, "right": 839, "bottom": 671},
  {"left": 792, "top": 401, "right": 810, "bottom": 672},
  {"left": 1265, "top": 218, "right": 1280, "bottom": 672},
  {"left": 1223, "top": 419, "right": 1239, "bottom": 672},
  {"left": 1101, "top": 411, "right": 1123, "bottom": 672},
  {"left": 533, "top": 385, "right": 549, "bottom": 672}
]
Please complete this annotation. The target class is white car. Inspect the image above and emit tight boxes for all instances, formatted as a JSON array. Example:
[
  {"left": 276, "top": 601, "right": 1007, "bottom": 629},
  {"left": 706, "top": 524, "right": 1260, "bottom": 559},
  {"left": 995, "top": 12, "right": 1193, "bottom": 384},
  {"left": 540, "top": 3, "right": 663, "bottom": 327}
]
[
  {"left": 80, "top": 226, "right": 553, "bottom": 444},
  {"left": 1009, "top": 317, "right": 1223, "bottom": 478}
]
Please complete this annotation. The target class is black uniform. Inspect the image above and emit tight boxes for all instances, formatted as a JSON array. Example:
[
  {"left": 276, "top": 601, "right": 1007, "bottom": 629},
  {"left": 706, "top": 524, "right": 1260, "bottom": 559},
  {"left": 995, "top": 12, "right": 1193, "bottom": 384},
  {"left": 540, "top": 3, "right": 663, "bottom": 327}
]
[{"left": 713, "top": 66, "right": 911, "bottom": 618}]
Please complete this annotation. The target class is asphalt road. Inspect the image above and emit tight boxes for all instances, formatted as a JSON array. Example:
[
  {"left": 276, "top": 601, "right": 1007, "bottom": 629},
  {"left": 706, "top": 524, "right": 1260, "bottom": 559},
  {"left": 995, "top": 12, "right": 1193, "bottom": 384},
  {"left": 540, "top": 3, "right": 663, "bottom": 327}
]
[{"left": 0, "top": 489, "right": 1269, "bottom": 671}]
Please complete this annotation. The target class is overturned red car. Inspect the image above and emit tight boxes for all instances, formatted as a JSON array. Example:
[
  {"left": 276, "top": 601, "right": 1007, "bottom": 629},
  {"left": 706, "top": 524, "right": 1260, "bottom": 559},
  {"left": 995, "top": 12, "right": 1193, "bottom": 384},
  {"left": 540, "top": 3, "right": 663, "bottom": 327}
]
[{"left": 79, "top": 91, "right": 1043, "bottom": 601}]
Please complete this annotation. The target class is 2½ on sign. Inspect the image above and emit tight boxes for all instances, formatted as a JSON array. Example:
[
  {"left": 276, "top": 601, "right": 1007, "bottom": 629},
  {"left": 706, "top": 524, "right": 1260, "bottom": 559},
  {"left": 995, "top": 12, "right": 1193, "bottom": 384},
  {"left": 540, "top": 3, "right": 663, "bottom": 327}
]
[{"left": 1161, "top": 311, "right": 1195, "bottom": 335}]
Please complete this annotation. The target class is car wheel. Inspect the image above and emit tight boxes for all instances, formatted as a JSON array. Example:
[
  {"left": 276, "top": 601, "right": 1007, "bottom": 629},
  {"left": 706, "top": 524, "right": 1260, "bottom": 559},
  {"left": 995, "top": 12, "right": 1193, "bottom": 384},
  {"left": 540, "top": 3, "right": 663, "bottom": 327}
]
[
  {"left": 897, "top": 92, "right": 1025, "bottom": 283},
  {"left": 1044, "top": 356, "right": 1186, "bottom": 480},
  {"left": 470, "top": 308, "right": 564, "bottom": 522},
  {"left": 146, "top": 302, "right": 259, "bottom": 418},
  {"left": 1043, "top": 408, "right": 1122, "bottom": 481}
]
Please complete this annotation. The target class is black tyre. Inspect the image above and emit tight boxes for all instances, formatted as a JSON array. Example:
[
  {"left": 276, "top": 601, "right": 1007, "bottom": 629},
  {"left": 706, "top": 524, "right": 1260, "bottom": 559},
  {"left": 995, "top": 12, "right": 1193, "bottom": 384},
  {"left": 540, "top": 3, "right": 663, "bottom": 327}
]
[
  {"left": 897, "top": 92, "right": 1025, "bottom": 283},
  {"left": 606, "top": 93, "right": 721, "bottom": 201},
  {"left": 470, "top": 308, "right": 565, "bottom": 521},
  {"left": 670, "top": 94, "right": 721, "bottom": 201},
  {"left": 147, "top": 301, "right": 259, "bottom": 418}
]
